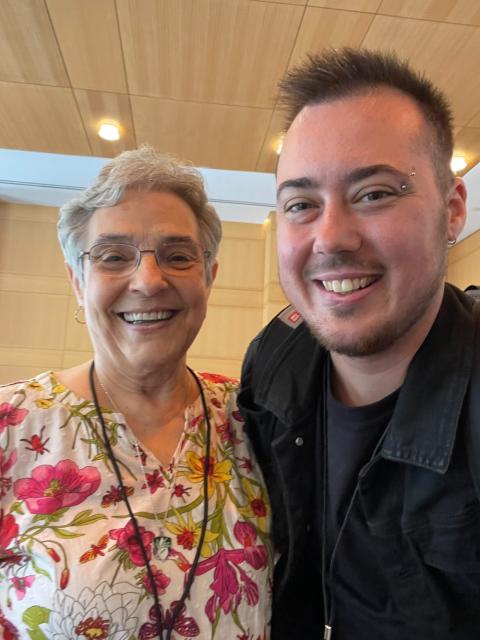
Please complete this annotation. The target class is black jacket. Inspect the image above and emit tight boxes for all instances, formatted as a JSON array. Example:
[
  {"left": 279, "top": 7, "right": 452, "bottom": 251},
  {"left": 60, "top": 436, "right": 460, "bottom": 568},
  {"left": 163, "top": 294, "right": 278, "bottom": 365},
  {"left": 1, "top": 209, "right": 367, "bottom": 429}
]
[{"left": 238, "top": 284, "right": 480, "bottom": 639}]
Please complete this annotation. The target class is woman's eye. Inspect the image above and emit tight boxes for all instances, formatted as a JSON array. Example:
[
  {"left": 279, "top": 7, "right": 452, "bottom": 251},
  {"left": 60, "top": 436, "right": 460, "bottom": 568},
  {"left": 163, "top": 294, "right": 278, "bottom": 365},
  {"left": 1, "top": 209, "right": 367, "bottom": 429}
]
[{"left": 101, "top": 252, "right": 129, "bottom": 262}]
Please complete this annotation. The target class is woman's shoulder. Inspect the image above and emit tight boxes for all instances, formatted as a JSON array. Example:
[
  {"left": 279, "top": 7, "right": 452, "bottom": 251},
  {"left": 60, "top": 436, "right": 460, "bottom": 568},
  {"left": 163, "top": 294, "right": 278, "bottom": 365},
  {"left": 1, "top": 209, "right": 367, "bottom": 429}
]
[
  {"left": 197, "top": 371, "right": 239, "bottom": 390},
  {"left": 0, "top": 370, "right": 54, "bottom": 400}
]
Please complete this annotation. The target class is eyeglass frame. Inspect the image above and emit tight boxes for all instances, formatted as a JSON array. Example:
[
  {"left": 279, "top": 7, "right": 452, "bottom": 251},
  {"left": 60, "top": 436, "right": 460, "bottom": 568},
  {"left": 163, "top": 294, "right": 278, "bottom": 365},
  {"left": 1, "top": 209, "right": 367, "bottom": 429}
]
[{"left": 78, "top": 240, "right": 212, "bottom": 278}]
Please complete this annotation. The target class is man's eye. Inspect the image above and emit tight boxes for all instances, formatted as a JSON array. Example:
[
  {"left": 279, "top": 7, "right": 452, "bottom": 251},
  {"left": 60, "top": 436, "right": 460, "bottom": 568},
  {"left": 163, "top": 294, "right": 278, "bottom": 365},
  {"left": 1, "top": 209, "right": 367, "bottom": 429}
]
[
  {"left": 359, "top": 189, "right": 396, "bottom": 202},
  {"left": 284, "top": 201, "right": 313, "bottom": 213}
]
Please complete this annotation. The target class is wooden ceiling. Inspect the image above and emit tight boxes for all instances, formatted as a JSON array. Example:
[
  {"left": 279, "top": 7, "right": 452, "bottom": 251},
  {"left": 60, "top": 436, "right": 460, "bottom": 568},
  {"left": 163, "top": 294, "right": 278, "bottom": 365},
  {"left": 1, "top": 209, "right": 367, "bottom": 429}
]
[{"left": 1, "top": 0, "right": 479, "bottom": 174}]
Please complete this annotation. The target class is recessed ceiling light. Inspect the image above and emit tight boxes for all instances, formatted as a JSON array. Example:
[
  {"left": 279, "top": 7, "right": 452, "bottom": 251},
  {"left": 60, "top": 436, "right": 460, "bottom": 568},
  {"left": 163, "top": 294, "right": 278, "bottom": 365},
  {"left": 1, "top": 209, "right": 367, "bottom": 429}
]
[
  {"left": 450, "top": 155, "right": 467, "bottom": 172},
  {"left": 98, "top": 122, "right": 120, "bottom": 141}
]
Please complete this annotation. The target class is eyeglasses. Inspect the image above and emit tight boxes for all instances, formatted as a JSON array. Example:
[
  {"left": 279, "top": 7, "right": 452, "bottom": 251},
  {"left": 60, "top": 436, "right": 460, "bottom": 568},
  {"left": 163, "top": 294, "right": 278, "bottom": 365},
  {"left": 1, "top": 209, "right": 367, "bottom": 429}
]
[{"left": 79, "top": 241, "right": 211, "bottom": 277}]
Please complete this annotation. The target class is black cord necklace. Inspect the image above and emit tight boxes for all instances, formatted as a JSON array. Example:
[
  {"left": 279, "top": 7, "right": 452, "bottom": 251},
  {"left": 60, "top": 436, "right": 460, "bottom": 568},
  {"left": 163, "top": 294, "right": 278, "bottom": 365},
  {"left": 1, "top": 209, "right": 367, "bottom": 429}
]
[{"left": 88, "top": 361, "right": 211, "bottom": 640}]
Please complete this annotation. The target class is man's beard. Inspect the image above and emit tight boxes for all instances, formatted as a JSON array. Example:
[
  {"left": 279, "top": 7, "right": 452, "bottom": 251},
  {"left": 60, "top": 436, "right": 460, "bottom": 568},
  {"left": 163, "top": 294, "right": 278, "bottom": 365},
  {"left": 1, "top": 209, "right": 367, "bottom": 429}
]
[
  {"left": 301, "top": 223, "right": 448, "bottom": 358},
  {"left": 307, "top": 269, "right": 445, "bottom": 358}
]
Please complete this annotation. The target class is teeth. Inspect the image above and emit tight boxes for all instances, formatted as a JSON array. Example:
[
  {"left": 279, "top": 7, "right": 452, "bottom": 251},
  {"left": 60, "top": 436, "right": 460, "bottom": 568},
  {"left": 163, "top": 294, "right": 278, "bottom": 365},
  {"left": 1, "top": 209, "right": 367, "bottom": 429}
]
[
  {"left": 322, "top": 277, "right": 375, "bottom": 295},
  {"left": 122, "top": 311, "right": 174, "bottom": 323}
]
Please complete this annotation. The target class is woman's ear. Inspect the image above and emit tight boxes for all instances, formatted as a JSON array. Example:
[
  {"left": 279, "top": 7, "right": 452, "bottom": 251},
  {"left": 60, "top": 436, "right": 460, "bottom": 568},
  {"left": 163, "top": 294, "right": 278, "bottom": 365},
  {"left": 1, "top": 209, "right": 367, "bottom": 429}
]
[{"left": 65, "top": 263, "right": 84, "bottom": 307}]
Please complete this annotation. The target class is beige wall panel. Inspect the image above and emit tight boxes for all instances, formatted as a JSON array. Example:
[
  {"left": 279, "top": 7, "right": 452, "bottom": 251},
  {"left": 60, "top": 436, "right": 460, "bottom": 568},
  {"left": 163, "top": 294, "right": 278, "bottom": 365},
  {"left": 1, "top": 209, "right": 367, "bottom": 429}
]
[
  {"left": 215, "top": 237, "right": 265, "bottom": 290},
  {"left": 209, "top": 288, "right": 263, "bottom": 309},
  {"left": 309, "top": 0, "right": 381, "bottom": 10},
  {"left": 64, "top": 297, "right": 93, "bottom": 352},
  {"left": 0, "top": 274, "right": 69, "bottom": 296},
  {"left": 62, "top": 350, "right": 94, "bottom": 369},
  {"left": 0, "top": 0, "right": 67, "bottom": 85},
  {"left": 363, "top": 16, "right": 480, "bottom": 127},
  {"left": 0, "top": 82, "right": 91, "bottom": 155},
  {"left": 74, "top": 89, "right": 136, "bottom": 157},
  {"left": 186, "top": 356, "right": 241, "bottom": 379},
  {"left": 0, "top": 219, "right": 65, "bottom": 278},
  {"left": 0, "top": 346, "right": 63, "bottom": 369},
  {"left": 190, "top": 306, "right": 263, "bottom": 360},
  {"left": 47, "top": 0, "right": 127, "bottom": 92},
  {"left": 117, "top": 0, "right": 303, "bottom": 107},
  {"left": 378, "top": 0, "right": 480, "bottom": 26},
  {"left": 256, "top": 110, "right": 286, "bottom": 173},
  {"left": 447, "top": 230, "right": 480, "bottom": 289},
  {"left": 132, "top": 95, "right": 271, "bottom": 171},
  {"left": 0, "top": 291, "right": 69, "bottom": 350},
  {"left": 222, "top": 221, "right": 264, "bottom": 241},
  {"left": 290, "top": 7, "right": 374, "bottom": 66},
  {"left": 264, "top": 282, "right": 288, "bottom": 305},
  {"left": 0, "top": 366, "right": 50, "bottom": 386},
  {"left": 0, "top": 203, "right": 58, "bottom": 223}
]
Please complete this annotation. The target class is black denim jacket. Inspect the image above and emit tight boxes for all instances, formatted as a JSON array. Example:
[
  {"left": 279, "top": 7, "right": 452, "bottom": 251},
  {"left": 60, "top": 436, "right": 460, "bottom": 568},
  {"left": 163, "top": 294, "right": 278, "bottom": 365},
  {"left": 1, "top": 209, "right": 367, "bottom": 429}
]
[{"left": 239, "top": 284, "right": 480, "bottom": 639}]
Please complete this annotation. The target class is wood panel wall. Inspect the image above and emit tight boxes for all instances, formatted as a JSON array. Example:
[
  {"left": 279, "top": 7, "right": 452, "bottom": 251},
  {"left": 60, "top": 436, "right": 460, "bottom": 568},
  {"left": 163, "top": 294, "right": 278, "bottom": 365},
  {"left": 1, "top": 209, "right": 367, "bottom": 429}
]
[
  {"left": 447, "top": 229, "right": 480, "bottom": 289},
  {"left": 0, "top": 203, "right": 286, "bottom": 384}
]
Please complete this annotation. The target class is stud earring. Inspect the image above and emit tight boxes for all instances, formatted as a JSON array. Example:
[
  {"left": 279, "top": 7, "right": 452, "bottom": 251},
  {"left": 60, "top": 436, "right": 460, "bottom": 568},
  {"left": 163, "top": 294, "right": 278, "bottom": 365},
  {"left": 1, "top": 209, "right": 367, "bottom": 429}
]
[
  {"left": 447, "top": 238, "right": 457, "bottom": 247},
  {"left": 74, "top": 305, "right": 87, "bottom": 324}
]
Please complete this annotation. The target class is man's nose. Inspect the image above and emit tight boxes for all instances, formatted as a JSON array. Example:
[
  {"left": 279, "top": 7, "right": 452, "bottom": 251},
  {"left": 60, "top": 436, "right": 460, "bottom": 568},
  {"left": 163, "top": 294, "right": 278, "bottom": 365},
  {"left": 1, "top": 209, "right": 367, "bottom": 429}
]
[{"left": 312, "top": 199, "right": 362, "bottom": 255}]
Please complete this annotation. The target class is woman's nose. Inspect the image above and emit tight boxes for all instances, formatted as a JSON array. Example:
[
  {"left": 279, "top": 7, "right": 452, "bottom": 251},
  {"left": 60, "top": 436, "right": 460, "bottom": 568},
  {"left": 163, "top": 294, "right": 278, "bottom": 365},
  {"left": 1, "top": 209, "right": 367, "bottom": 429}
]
[{"left": 128, "top": 252, "right": 169, "bottom": 292}]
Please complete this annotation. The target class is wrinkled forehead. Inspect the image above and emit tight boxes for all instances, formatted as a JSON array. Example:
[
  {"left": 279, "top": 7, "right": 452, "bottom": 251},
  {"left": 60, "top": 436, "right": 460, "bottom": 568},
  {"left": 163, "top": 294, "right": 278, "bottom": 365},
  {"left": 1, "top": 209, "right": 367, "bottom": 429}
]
[{"left": 84, "top": 190, "right": 201, "bottom": 247}]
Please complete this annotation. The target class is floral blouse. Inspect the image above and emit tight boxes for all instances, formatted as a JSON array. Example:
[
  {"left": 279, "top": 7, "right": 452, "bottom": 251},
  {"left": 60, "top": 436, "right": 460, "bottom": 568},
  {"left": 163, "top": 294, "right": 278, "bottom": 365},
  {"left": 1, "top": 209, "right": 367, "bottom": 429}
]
[{"left": 0, "top": 370, "right": 272, "bottom": 639}]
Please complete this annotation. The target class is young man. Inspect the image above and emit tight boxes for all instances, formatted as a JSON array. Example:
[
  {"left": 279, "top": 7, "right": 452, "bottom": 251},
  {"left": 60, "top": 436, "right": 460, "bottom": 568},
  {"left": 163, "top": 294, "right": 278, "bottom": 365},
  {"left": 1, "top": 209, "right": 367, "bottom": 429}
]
[{"left": 239, "top": 49, "right": 480, "bottom": 640}]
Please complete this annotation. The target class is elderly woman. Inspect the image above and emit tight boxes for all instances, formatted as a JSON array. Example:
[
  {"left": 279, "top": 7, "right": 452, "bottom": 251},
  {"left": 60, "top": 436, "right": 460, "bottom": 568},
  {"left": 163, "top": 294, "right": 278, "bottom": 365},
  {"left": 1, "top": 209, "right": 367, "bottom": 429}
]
[{"left": 0, "top": 147, "right": 272, "bottom": 639}]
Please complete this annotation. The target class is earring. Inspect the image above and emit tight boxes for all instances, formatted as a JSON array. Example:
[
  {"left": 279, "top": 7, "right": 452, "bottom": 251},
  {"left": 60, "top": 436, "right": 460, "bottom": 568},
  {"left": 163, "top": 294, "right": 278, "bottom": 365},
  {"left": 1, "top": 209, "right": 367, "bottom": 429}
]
[
  {"left": 447, "top": 238, "right": 457, "bottom": 247},
  {"left": 74, "top": 305, "right": 87, "bottom": 324}
]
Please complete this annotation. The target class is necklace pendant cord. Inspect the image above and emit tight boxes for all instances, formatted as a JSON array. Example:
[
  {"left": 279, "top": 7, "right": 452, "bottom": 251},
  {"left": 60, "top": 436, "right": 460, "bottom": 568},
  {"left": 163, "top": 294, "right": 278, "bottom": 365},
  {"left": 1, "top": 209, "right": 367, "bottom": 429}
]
[{"left": 324, "top": 624, "right": 332, "bottom": 640}]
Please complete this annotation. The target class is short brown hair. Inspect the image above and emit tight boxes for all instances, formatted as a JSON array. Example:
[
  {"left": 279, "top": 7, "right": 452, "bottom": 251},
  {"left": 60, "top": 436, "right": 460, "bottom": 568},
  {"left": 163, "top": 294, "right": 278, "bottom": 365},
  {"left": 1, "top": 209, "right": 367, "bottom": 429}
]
[{"left": 278, "top": 48, "right": 454, "bottom": 189}]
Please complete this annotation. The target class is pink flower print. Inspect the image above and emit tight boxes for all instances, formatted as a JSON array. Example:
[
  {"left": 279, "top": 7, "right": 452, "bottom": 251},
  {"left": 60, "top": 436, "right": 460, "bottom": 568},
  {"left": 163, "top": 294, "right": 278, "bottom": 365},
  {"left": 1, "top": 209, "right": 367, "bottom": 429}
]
[
  {"left": 0, "top": 404, "right": 28, "bottom": 434},
  {"left": 0, "top": 511, "right": 19, "bottom": 550},
  {"left": 143, "top": 565, "right": 171, "bottom": 595},
  {"left": 0, "top": 607, "right": 19, "bottom": 639},
  {"left": 200, "top": 372, "right": 237, "bottom": 384},
  {"left": 142, "top": 469, "right": 165, "bottom": 494},
  {"left": 206, "top": 553, "right": 241, "bottom": 622},
  {"left": 13, "top": 460, "right": 101, "bottom": 515},
  {"left": 0, "top": 448, "right": 17, "bottom": 498},
  {"left": 109, "top": 519, "right": 154, "bottom": 567},
  {"left": 11, "top": 575, "right": 35, "bottom": 600},
  {"left": 234, "top": 521, "right": 267, "bottom": 570}
]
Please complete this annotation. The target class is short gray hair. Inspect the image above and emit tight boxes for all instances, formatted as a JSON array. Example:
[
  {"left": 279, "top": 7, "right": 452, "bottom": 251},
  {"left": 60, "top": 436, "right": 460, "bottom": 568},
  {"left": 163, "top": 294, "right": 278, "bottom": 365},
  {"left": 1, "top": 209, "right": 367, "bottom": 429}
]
[{"left": 57, "top": 145, "right": 222, "bottom": 284}]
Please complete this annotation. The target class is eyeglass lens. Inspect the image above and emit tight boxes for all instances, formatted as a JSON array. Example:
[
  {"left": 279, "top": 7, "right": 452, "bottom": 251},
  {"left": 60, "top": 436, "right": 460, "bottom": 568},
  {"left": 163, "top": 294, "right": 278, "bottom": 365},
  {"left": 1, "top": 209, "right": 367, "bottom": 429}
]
[{"left": 86, "top": 242, "right": 205, "bottom": 276}]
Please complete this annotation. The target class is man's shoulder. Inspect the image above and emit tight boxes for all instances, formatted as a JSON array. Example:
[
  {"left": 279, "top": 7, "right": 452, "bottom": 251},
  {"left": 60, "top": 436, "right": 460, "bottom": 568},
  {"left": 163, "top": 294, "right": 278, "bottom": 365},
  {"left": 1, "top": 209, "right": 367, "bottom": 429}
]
[{"left": 250, "top": 305, "right": 310, "bottom": 354}]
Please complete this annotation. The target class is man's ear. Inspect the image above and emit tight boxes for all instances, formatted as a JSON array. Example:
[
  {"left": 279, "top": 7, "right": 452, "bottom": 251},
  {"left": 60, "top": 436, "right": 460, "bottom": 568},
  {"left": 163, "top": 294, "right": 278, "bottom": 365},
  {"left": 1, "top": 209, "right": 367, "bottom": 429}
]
[
  {"left": 447, "top": 177, "right": 467, "bottom": 241},
  {"left": 66, "top": 263, "right": 84, "bottom": 306}
]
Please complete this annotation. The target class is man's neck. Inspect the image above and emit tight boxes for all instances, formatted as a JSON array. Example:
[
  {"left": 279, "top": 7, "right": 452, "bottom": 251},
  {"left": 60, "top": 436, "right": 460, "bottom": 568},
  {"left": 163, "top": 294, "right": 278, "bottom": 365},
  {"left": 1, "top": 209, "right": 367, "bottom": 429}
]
[{"left": 330, "top": 296, "right": 443, "bottom": 407}]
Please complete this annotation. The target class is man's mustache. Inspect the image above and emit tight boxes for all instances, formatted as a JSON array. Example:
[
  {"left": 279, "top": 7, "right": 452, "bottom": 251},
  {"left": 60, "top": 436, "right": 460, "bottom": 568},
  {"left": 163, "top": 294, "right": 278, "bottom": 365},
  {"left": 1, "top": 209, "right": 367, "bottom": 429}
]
[{"left": 303, "top": 255, "right": 384, "bottom": 278}]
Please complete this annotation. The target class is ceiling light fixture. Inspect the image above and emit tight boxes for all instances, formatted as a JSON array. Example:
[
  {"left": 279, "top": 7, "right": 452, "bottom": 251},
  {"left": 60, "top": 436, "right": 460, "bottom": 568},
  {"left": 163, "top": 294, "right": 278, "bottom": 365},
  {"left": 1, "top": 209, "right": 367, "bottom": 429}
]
[
  {"left": 450, "top": 155, "right": 467, "bottom": 173},
  {"left": 98, "top": 122, "right": 121, "bottom": 141}
]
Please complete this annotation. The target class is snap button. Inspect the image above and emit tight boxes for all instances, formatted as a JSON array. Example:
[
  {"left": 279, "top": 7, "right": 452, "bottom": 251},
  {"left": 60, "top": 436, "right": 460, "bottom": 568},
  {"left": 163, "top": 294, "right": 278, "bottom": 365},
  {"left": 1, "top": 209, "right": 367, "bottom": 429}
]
[{"left": 295, "top": 436, "right": 304, "bottom": 446}]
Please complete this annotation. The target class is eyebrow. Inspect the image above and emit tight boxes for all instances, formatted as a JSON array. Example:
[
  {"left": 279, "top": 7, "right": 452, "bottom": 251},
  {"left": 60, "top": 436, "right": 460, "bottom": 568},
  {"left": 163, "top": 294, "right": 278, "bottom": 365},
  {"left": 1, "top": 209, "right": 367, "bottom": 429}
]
[
  {"left": 276, "top": 164, "right": 411, "bottom": 201},
  {"left": 93, "top": 233, "right": 197, "bottom": 245}
]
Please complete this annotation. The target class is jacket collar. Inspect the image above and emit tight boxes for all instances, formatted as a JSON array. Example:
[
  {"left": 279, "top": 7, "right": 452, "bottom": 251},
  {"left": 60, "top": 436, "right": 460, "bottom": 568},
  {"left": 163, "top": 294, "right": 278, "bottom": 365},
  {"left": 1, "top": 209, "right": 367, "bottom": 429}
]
[
  {"left": 254, "top": 284, "right": 475, "bottom": 473},
  {"left": 381, "top": 285, "right": 475, "bottom": 473}
]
